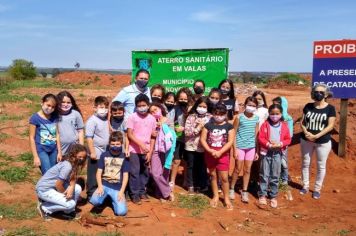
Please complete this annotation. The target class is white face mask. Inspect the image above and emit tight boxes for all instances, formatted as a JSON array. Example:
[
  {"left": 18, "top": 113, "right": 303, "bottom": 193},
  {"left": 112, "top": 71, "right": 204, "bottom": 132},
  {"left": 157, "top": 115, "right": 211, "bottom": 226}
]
[
  {"left": 196, "top": 107, "right": 207, "bottom": 115},
  {"left": 61, "top": 104, "right": 72, "bottom": 112},
  {"left": 42, "top": 105, "right": 54, "bottom": 115},
  {"left": 97, "top": 108, "right": 108, "bottom": 117},
  {"left": 214, "top": 115, "right": 226, "bottom": 123},
  {"left": 245, "top": 105, "right": 256, "bottom": 114}
]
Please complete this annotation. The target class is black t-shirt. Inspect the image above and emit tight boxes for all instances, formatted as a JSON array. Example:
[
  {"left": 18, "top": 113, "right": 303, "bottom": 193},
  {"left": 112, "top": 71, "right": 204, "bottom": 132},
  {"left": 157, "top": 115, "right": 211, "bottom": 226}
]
[
  {"left": 222, "top": 98, "right": 236, "bottom": 120},
  {"left": 301, "top": 103, "right": 336, "bottom": 144},
  {"left": 204, "top": 121, "right": 233, "bottom": 148}
]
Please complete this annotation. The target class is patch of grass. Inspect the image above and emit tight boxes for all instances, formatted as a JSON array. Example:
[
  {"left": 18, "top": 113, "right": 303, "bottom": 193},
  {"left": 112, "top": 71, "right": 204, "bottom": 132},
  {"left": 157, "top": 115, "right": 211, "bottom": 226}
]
[
  {"left": 0, "top": 166, "right": 30, "bottom": 183},
  {"left": 94, "top": 76, "right": 101, "bottom": 82},
  {"left": 20, "top": 127, "right": 30, "bottom": 137},
  {"left": 0, "top": 132, "right": 10, "bottom": 141},
  {"left": 0, "top": 151, "right": 12, "bottom": 161},
  {"left": 337, "top": 229, "right": 352, "bottom": 236},
  {"left": 97, "top": 232, "right": 122, "bottom": 236},
  {"left": 3, "top": 227, "right": 46, "bottom": 236},
  {"left": 18, "top": 152, "right": 33, "bottom": 165},
  {"left": 0, "top": 114, "right": 24, "bottom": 122},
  {"left": 0, "top": 203, "right": 37, "bottom": 220},
  {"left": 278, "top": 180, "right": 289, "bottom": 192},
  {"left": 0, "top": 92, "right": 41, "bottom": 103},
  {"left": 176, "top": 194, "right": 209, "bottom": 217},
  {"left": 79, "top": 93, "right": 85, "bottom": 97}
]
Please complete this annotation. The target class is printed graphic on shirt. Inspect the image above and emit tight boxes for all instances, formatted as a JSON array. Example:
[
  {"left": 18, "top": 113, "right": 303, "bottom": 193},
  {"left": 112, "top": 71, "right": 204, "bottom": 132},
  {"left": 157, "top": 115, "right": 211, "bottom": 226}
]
[
  {"left": 304, "top": 111, "right": 328, "bottom": 131},
  {"left": 102, "top": 157, "right": 124, "bottom": 183},
  {"left": 40, "top": 124, "right": 57, "bottom": 146},
  {"left": 208, "top": 128, "right": 227, "bottom": 147}
]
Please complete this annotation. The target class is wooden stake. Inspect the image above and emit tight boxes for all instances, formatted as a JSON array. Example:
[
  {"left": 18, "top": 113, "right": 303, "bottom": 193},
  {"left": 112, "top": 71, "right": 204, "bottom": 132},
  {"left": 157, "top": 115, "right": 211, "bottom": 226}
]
[{"left": 338, "top": 99, "right": 348, "bottom": 157}]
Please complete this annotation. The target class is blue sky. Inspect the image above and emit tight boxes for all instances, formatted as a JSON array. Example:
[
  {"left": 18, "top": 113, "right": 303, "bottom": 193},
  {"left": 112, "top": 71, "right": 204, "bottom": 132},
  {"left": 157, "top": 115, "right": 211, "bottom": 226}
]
[{"left": 0, "top": 0, "right": 355, "bottom": 72}]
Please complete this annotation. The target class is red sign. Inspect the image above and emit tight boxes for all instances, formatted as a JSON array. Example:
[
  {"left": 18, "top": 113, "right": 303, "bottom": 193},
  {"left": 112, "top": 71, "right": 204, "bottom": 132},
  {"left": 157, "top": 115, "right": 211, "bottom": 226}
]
[{"left": 314, "top": 40, "right": 356, "bottom": 58}]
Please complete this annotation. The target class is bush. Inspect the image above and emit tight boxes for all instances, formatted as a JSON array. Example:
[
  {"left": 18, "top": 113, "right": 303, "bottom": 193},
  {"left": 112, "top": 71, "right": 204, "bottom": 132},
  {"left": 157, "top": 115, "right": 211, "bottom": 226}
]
[
  {"left": 271, "top": 73, "right": 308, "bottom": 85},
  {"left": 8, "top": 59, "right": 37, "bottom": 80}
]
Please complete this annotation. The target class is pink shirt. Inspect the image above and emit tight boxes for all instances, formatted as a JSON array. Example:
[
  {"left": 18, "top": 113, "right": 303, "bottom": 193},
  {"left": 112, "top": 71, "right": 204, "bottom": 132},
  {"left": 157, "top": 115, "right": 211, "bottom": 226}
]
[{"left": 127, "top": 112, "right": 156, "bottom": 154}]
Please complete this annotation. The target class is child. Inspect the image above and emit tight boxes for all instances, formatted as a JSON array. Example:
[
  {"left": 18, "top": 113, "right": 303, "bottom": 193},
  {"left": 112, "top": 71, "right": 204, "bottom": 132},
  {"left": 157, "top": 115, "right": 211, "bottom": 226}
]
[
  {"left": 258, "top": 104, "right": 291, "bottom": 208},
  {"left": 29, "top": 93, "right": 62, "bottom": 174},
  {"left": 201, "top": 103, "right": 234, "bottom": 210},
  {"left": 127, "top": 94, "right": 156, "bottom": 204},
  {"left": 272, "top": 96, "right": 293, "bottom": 185},
  {"left": 170, "top": 87, "right": 193, "bottom": 190},
  {"left": 109, "top": 101, "right": 129, "bottom": 155},
  {"left": 149, "top": 103, "right": 176, "bottom": 201},
  {"left": 253, "top": 90, "right": 269, "bottom": 127},
  {"left": 57, "top": 91, "right": 84, "bottom": 155},
  {"left": 36, "top": 144, "right": 87, "bottom": 220},
  {"left": 230, "top": 96, "right": 259, "bottom": 203},
  {"left": 184, "top": 97, "right": 212, "bottom": 194},
  {"left": 207, "top": 88, "right": 222, "bottom": 114},
  {"left": 86, "top": 96, "right": 110, "bottom": 200},
  {"left": 163, "top": 92, "right": 176, "bottom": 126},
  {"left": 90, "top": 132, "right": 130, "bottom": 215},
  {"left": 150, "top": 84, "right": 166, "bottom": 104},
  {"left": 219, "top": 79, "right": 239, "bottom": 121}
]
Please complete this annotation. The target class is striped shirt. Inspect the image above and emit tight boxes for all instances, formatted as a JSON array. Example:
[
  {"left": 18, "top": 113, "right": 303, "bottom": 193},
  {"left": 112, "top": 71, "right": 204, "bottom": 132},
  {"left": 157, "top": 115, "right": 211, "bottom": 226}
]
[{"left": 236, "top": 113, "right": 259, "bottom": 149}]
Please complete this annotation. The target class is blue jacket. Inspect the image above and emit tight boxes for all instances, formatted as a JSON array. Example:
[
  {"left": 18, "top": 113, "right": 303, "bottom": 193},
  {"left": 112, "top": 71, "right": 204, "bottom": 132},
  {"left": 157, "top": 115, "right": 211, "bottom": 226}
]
[{"left": 280, "top": 97, "right": 293, "bottom": 137}]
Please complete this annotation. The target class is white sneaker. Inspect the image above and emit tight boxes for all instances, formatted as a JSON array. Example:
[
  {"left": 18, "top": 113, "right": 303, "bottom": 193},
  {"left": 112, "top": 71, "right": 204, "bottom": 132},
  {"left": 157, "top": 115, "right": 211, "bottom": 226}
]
[
  {"left": 241, "top": 191, "right": 249, "bottom": 203},
  {"left": 169, "top": 182, "right": 175, "bottom": 191},
  {"left": 229, "top": 189, "right": 235, "bottom": 200}
]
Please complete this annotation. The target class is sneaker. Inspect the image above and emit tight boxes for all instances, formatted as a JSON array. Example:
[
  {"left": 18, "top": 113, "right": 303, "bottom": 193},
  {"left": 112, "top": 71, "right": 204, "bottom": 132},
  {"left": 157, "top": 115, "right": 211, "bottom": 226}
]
[
  {"left": 61, "top": 211, "right": 81, "bottom": 220},
  {"left": 132, "top": 197, "right": 142, "bottom": 205},
  {"left": 299, "top": 188, "right": 309, "bottom": 195},
  {"left": 188, "top": 187, "right": 195, "bottom": 195},
  {"left": 169, "top": 182, "right": 175, "bottom": 190},
  {"left": 241, "top": 191, "right": 249, "bottom": 203},
  {"left": 229, "top": 189, "right": 235, "bottom": 200},
  {"left": 37, "top": 202, "right": 52, "bottom": 221},
  {"left": 270, "top": 198, "right": 278, "bottom": 208},
  {"left": 140, "top": 194, "right": 150, "bottom": 202},
  {"left": 312, "top": 191, "right": 321, "bottom": 199},
  {"left": 258, "top": 196, "right": 267, "bottom": 205}
]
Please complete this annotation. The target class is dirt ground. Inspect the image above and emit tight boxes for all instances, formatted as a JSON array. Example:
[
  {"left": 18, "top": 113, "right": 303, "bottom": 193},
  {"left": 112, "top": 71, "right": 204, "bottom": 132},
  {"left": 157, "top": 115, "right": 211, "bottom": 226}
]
[{"left": 0, "top": 76, "right": 355, "bottom": 236}]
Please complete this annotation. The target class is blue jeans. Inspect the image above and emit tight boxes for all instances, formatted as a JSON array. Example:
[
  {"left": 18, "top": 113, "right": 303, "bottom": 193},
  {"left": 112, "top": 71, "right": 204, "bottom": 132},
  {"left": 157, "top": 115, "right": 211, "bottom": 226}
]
[
  {"left": 280, "top": 148, "right": 288, "bottom": 183},
  {"left": 258, "top": 151, "right": 282, "bottom": 198},
  {"left": 38, "top": 149, "right": 58, "bottom": 174},
  {"left": 90, "top": 185, "right": 127, "bottom": 216},
  {"left": 129, "top": 153, "right": 149, "bottom": 199},
  {"left": 37, "top": 184, "right": 82, "bottom": 214}
]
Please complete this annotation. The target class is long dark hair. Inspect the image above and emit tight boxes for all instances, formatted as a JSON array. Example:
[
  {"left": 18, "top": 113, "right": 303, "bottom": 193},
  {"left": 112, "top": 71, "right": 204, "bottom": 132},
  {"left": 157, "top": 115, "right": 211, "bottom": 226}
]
[
  {"left": 175, "top": 87, "right": 193, "bottom": 115},
  {"left": 218, "top": 79, "right": 235, "bottom": 99},
  {"left": 63, "top": 144, "right": 87, "bottom": 181},
  {"left": 189, "top": 96, "right": 210, "bottom": 115},
  {"left": 267, "top": 104, "right": 284, "bottom": 122},
  {"left": 252, "top": 90, "right": 268, "bottom": 108},
  {"left": 149, "top": 102, "right": 167, "bottom": 117},
  {"left": 42, "top": 93, "right": 59, "bottom": 118},
  {"left": 57, "top": 91, "right": 82, "bottom": 115}
]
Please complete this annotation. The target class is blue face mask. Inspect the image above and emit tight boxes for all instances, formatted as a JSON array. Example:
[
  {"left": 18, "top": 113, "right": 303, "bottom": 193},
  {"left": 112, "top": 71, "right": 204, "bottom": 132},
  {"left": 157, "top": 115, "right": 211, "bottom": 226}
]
[{"left": 110, "top": 146, "right": 122, "bottom": 153}]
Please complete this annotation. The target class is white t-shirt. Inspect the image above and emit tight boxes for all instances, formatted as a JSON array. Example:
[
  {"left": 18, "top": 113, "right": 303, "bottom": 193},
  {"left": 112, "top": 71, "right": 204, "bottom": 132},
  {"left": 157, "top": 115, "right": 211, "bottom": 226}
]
[{"left": 254, "top": 107, "right": 268, "bottom": 128}]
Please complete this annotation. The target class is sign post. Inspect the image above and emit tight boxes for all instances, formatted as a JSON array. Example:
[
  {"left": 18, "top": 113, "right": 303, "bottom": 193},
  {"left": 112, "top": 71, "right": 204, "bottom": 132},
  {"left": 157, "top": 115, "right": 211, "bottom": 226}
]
[
  {"left": 312, "top": 39, "right": 356, "bottom": 157},
  {"left": 131, "top": 48, "right": 229, "bottom": 94}
]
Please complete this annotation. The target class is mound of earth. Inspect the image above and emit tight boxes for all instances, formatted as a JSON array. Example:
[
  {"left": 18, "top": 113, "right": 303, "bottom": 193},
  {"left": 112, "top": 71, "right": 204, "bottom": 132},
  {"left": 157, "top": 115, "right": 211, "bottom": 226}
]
[{"left": 55, "top": 71, "right": 131, "bottom": 87}]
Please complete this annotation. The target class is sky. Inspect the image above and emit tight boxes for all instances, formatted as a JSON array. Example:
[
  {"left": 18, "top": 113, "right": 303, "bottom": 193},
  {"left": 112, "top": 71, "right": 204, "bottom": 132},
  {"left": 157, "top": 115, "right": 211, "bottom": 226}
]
[{"left": 0, "top": 0, "right": 355, "bottom": 72}]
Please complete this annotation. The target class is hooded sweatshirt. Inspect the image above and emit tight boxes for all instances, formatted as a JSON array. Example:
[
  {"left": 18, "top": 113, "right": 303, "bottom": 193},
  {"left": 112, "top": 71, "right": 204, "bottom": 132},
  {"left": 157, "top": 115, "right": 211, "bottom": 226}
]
[{"left": 280, "top": 97, "right": 293, "bottom": 137}]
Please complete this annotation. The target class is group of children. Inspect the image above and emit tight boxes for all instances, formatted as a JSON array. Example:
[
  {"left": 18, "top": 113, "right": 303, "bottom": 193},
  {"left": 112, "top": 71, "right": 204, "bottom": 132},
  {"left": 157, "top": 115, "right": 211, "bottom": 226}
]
[{"left": 32, "top": 78, "right": 294, "bottom": 220}]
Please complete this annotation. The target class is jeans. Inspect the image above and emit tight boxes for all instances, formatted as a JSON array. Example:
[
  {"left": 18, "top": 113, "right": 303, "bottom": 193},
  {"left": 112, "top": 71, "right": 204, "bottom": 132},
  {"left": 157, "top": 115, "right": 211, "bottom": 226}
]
[
  {"left": 90, "top": 185, "right": 127, "bottom": 216},
  {"left": 301, "top": 139, "right": 331, "bottom": 192},
  {"left": 129, "top": 153, "right": 149, "bottom": 199},
  {"left": 150, "top": 151, "right": 171, "bottom": 198},
  {"left": 258, "top": 151, "right": 282, "bottom": 198},
  {"left": 38, "top": 149, "right": 58, "bottom": 174},
  {"left": 280, "top": 148, "right": 289, "bottom": 183},
  {"left": 86, "top": 158, "right": 98, "bottom": 199},
  {"left": 185, "top": 151, "right": 207, "bottom": 189},
  {"left": 37, "top": 184, "right": 82, "bottom": 214}
]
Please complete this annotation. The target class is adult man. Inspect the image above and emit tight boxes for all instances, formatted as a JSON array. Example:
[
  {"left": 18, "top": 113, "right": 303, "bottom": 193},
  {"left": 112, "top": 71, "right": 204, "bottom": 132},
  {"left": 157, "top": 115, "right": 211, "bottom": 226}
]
[{"left": 112, "top": 69, "right": 151, "bottom": 115}]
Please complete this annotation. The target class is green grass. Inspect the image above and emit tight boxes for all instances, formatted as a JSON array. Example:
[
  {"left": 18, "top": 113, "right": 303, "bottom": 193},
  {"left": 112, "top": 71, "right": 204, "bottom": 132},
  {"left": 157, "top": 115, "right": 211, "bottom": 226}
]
[
  {"left": 57, "top": 232, "right": 122, "bottom": 236},
  {"left": 3, "top": 227, "right": 46, "bottom": 236},
  {"left": 0, "top": 151, "right": 12, "bottom": 161},
  {"left": 0, "top": 166, "right": 30, "bottom": 183},
  {"left": 0, "top": 203, "right": 37, "bottom": 220},
  {"left": 176, "top": 194, "right": 210, "bottom": 217},
  {"left": 0, "top": 114, "right": 24, "bottom": 122},
  {"left": 337, "top": 229, "right": 352, "bottom": 236},
  {"left": 0, "top": 133, "right": 10, "bottom": 141},
  {"left": 18, "top": 152, "right": 33, "bottom": 165}
]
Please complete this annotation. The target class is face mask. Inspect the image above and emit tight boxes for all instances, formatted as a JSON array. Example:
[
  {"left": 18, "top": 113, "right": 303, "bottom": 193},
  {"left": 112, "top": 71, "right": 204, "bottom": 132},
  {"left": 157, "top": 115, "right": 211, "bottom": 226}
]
[
  {"left": 78, "top": 158, "right": 86, "bottom": 165},
  {"left": 245, "top": 105, "right": 256, "bottom": 113},
  {"left": 110, "top": 146, "right": 122, "bottom": 153},
  {"left": 196, "top": 107, "right": 207, "bottom": 115},
  {"left": 136, "top": 79, "right": 148, "bottom": 89},
  {"left": 209, "top": 98, "right": 219, "bottom": 105},
  {"left": 257, "top": 100, "right": 264, "bottom": 107},
  {"left": 312, "top": 91, "right": 325, "bottom": 102},
  {"left": 97, "top": 108, "right": 108, "bottom": 118},
  {"left": 112, "top": 115, "right": 124, "bottom": 122},
  {"left": 137, "top": 106, "right": 148, "bottom": 114},
  {"left": 151, "top": 96, "right": 162, "bottom": 103},
  {"left": 152, "top": 109, "right": 162, "bottom": 120},
  {"left": 214, "top": 115, "right": 226, "bottom": 123},
  {"left": 165, "top": 103, "right": 174, "bottom": 110},
  {"left": 220, "top": 88, "right": 230, "bottom": 95},
  {"left": 42, "top": 105, "right": 54, "bottom": 115},
  {"left": 61, "top": 104, "right": 72, "bottom": 112},
  {"left": 178, "top": 101, "right": 188, "bottom": 107},
  {"left": 269, "top": 114, "right": 282, "bottom": 122},
  {"left": 194, "top": 86, "right": 204, "bottom": 95}
]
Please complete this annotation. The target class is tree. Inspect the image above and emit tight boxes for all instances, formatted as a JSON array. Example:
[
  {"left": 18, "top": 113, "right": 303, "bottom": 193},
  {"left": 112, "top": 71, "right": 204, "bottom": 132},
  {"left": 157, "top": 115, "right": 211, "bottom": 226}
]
[{"left": 8, "top": 59, "right": 37, "bottom": 80}]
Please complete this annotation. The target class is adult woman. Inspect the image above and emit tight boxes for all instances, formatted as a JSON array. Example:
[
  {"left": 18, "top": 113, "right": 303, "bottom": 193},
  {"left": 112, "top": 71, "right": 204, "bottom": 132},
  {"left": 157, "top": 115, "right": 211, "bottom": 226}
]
[{"left": 300, "top": 84, "right": 336, "bottom": 199}]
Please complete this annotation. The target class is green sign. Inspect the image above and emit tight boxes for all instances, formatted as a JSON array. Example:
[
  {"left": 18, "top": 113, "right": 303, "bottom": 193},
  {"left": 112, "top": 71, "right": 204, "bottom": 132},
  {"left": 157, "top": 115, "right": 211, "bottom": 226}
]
[{"left": 132, "top": 48, "right": 229, "bottom": 93}]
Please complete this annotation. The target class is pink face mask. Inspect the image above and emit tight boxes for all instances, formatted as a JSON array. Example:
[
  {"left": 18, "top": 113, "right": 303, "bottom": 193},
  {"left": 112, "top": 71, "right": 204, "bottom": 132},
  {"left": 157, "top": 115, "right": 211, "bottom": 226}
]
[
  {"left": 152, "top": 109, "right": 162, "bottom": 120},
  {"left": 269, "top": 114, "right": 282, "bottom": 122}
]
